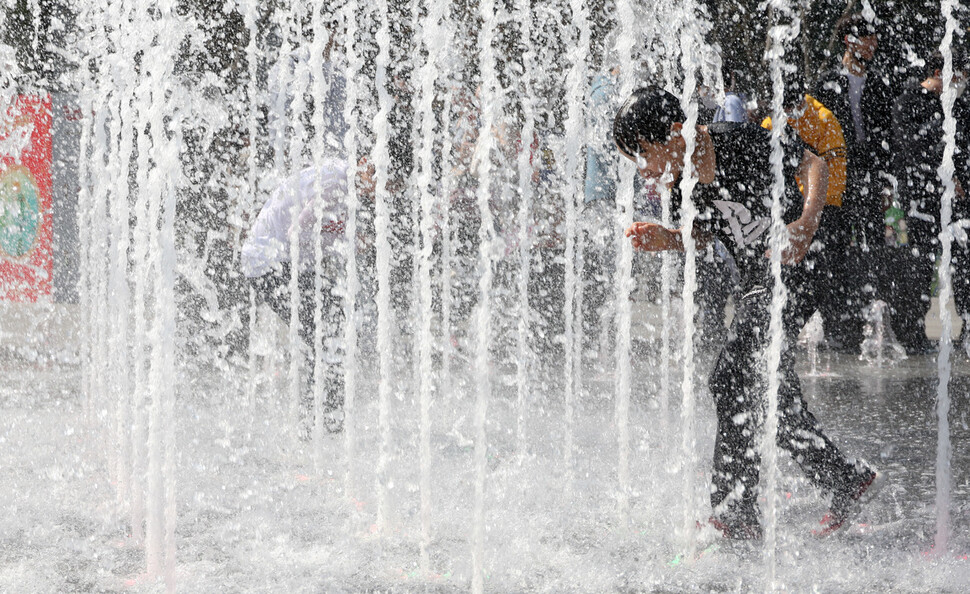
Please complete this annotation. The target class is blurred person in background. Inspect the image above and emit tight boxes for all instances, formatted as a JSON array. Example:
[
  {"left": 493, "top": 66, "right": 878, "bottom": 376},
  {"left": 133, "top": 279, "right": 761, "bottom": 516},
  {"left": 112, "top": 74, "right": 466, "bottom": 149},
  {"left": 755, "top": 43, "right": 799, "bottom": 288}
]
[
  {"left": 812, "top": 12, "right": 898, "bottom": 353},
  {"left": 713, "top": 65, "right": 752, "bottom": 124},
  {"left": 241, "top": 158, "right": 376, "bottom": 437},
  {"left": 891, "top": 50, "right": 970, "bottom": 353}
]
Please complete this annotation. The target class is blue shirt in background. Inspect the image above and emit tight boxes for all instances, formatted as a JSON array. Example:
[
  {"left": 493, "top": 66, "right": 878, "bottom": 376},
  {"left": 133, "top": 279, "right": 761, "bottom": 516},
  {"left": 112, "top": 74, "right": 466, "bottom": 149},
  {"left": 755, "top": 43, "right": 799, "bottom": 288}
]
[
  {"left": 585, "top": 72, "right": 620, "bottom": 205},
  {"left": 713, "top": 92, "right": 748, "bottom": 123}
]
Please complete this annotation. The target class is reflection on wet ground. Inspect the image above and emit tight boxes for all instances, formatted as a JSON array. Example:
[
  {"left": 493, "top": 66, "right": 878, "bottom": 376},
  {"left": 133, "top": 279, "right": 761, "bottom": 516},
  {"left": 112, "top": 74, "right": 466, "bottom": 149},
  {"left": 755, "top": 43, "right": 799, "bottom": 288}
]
[{"left": 1, "top": 351, "right": 968, "bottom": 592}]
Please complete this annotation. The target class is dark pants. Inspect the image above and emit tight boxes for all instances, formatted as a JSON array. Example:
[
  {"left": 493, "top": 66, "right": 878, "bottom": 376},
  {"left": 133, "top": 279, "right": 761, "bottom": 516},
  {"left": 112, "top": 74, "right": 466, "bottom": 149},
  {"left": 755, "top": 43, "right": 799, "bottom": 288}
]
[
  {"left": 708, "top": 281, "right": 870, "bottom": 527},
  {"left": 801, "top": 206, "right": 867, "bottom": 351},
  {"left": 878, "top": 243, "right": 935, "bottom": 353},
  {"left": 249, "top": 262, "right": 344, "bottom": 416},
  {"left": 882, "top": 217, "right": 970, "bottom": 352},
  {"left": 696, "top": 241, "right": 738, "bottom": 348},
  {"left": 955, "top": 248, "right": 970, "bottom": 326}
]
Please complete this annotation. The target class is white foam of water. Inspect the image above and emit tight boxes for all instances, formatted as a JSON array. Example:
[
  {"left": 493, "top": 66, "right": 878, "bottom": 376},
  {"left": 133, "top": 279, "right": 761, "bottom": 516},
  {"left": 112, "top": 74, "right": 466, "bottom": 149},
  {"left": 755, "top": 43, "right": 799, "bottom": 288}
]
[
  {"left": 412, "top": 0, "right": 447, "bottom": 573},
  {"left": 613, "top": 0, "right": 638, "bottom": 526},
  {"left": 763, "top": 5, "right": 797, "bottom": 584},
  {"left": 562, "top": 0, "right": 590, "bottom": 494},
  {"left": 472, "top": 0, "right": 501, "bottom": 589},
  {"left": 674, "top": 1, "right": 703, "bottom": 554},
  {"left": 933, "top": 0, "right": 960, "bottom": 554},
  {"left": 373, "top": 0, "right": 394, "bottom": 534}
]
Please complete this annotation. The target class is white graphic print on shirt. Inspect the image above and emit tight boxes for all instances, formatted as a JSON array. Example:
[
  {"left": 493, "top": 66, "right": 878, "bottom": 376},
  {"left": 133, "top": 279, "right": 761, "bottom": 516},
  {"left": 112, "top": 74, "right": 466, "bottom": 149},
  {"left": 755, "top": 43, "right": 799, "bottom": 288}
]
[{"left": 713, "top": 199, "right": 771, "bottom": 248}]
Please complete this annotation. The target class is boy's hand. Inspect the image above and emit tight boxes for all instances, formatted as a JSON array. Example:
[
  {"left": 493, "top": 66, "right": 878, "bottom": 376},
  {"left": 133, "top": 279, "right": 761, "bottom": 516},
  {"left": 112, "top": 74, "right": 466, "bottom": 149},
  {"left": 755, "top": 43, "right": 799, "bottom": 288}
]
[
  {"left": 625, "top": 222, "right": 678, "bottom": 252},
  {"left": 763, "top": 219, "right": 816, "bottom": 265},
  {"left": 780, "top": 221, "right": 814, "bottom": 264}
]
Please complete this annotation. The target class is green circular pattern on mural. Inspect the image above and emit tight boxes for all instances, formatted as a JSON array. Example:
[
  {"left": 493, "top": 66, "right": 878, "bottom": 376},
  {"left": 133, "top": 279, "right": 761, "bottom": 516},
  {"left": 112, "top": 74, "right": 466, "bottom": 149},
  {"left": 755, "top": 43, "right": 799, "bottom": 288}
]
[{"left": 0, "top": 167, "right": 41, "bottom": 258}]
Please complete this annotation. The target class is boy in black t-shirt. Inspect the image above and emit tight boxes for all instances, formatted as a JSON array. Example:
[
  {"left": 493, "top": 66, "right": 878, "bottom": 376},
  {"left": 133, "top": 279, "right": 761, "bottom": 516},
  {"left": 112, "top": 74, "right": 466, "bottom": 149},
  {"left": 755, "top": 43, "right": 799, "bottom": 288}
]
[{"left": 615, "top": 87, "right": 881, "bottom": 538}]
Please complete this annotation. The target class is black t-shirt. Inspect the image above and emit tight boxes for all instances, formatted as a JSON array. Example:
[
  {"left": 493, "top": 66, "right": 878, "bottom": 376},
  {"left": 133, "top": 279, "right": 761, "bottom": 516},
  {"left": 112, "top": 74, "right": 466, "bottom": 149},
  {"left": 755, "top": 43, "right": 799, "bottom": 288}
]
[{"left": 673, "top": 122, "right": 806, "bottom": 289}]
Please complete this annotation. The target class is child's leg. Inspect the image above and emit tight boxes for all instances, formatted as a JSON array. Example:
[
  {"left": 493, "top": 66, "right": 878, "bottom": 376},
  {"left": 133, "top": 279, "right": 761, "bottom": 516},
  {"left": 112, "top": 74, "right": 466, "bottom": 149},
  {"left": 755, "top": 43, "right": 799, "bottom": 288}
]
[
  {"left": 775, "top": 331, "right": 873, "bottom": 495},
  {"left": 708, "top": 288, "right": 770, "bottom": 528}
]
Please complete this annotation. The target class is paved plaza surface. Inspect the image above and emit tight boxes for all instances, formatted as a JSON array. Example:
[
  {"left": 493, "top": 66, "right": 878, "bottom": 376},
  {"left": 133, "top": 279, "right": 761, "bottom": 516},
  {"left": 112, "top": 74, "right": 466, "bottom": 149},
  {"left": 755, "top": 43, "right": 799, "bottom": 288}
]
[{"left": 1, "top": 323, "right": 969, "bottom": 593}]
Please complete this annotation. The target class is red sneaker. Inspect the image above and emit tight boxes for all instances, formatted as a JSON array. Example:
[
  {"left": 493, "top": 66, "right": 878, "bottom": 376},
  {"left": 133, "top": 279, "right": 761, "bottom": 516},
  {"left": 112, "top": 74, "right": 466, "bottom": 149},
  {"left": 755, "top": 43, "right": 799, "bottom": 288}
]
[
  {"left": 814, "top": 470, "right": 886, "bottom": 537},
  {"left": 709, "top": 516, "right": 763, "bottom": 540}
]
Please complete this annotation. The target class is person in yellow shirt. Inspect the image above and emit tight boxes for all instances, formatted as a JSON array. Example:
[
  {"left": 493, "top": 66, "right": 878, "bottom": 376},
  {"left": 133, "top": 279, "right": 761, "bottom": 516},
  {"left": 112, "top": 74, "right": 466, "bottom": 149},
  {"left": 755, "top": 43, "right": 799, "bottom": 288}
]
[
  {"left": 761, "top": 74, "right": 863, "bottom": 352},
  {"left": 762, "top": 95, "right": 847, "bottom": 207}
]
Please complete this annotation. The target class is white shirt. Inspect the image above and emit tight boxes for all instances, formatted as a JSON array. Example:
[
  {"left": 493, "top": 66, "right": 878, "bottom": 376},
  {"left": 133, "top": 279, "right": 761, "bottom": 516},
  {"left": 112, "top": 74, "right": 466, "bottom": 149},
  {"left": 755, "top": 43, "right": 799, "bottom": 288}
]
[
  {"left": 241, "top": 160, "right": 350, "bottom": 278},
  {"left": 848, "top": 73, "right": 867, "bottom": 143}
]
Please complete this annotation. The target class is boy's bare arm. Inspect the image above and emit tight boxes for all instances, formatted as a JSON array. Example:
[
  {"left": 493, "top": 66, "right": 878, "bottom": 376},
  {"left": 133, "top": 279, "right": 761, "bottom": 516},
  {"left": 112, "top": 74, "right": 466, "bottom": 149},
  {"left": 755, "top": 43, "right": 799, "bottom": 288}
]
[
  {"left": 781, "top": 148, "right": 829, "bottom": 264},
  {"left": 625, "top": 221, "right": 712, "bottom": 252}
]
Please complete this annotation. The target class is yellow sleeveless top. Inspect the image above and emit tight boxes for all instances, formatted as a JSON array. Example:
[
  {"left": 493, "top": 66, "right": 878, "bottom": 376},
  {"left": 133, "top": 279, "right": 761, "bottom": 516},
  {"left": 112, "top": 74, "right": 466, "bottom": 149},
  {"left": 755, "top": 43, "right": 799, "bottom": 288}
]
[{"left": 762, "top": 95, "right": 847, "bottom": 207}]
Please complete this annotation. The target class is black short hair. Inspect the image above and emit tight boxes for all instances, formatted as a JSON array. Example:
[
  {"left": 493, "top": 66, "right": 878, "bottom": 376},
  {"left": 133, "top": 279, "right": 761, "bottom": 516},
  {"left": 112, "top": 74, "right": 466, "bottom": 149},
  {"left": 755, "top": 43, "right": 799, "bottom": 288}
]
[
  {"left": 925, "top": 50, "right": 968, "bottom": 78},
  {"left": 836, "top": 13, "right": 877, "bottom": 43},
  {"left": 613, "top": 87, "right": 685, "bottom": 156}
]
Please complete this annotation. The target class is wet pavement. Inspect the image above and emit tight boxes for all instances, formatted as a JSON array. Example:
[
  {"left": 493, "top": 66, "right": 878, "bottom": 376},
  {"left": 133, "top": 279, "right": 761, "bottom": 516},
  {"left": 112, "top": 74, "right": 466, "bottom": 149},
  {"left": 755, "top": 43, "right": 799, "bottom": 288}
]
[{"left": 1, "top": 346, "right": 969, "bottom": 592}]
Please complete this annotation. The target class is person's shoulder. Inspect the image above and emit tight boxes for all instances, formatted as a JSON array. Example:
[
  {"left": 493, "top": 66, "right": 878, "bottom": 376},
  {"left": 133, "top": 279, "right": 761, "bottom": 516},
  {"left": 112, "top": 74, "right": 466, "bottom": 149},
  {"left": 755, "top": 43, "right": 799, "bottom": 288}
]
[
  {"left": 811, "top": 66, "right": 849, "bottom": 100},
  {"left": 799, "top": 97, "right": 840, "bottom": 134},
  {"left": 893, "top": 81, "right": 933, "bottom": 112},
  {"left": 708, "top": 122, "right": 775, "bottom": 161},
  {"left": 709, "top": 121, "right": 769, "bottom": 142},
  {"left": 306, "top": 157, "right": 351, "bottom": 176},
  {"left": 805, "top": 95, "right": 833, "bottom": 119},
  {"left": 296, "top": 159, "right": 351, "bottom": 190}
]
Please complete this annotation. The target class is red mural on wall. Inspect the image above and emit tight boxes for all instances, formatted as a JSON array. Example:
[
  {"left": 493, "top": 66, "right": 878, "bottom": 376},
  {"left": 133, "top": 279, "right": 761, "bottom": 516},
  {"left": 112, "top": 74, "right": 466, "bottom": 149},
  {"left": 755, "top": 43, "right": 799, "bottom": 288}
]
[{"left": 0, "top": 95, "right": 53, "bottom": 302}]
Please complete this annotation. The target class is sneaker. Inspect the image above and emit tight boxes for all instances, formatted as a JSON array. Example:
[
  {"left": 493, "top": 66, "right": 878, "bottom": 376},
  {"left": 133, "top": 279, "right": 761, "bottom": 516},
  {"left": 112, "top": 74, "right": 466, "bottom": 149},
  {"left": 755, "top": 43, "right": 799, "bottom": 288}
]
[
  {"left": 814, "top": 470, "right": 886, "bottom": 537},
  {"left": 321, "top": 408, "right": 344, "bottom": 434},
  {"left": 297, "top": 408, "right": 344, "bottom": 441},
  {"left": 708, "top": 516, "right": 763, "bottom": 540}
]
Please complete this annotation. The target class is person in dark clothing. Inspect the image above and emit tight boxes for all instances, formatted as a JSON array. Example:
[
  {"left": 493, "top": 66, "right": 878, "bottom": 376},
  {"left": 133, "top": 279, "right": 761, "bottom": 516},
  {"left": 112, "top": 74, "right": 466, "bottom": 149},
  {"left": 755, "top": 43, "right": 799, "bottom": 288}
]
[
  {"left": 763, "top": 71, "right": 856, "bottom": 354},
  {"left": 811, "top": 13, "right": 898, "bottom": 352},
  {"left": 892, "top": 52, "right": 970, "bottom": 349},
  {"left": 616, "top": 87, "right": 881, "bottom": 539}
]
